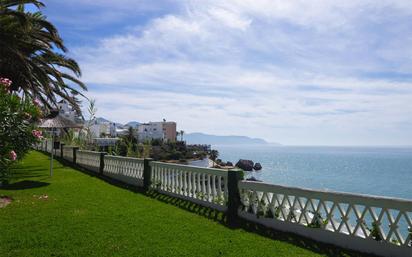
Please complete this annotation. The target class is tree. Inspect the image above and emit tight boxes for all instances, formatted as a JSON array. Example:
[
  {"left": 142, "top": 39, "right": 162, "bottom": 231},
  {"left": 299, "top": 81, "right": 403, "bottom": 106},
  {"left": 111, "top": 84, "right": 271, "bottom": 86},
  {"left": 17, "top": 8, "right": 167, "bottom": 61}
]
[
  {"left": 179, "top": 130, "right": 184, "bottom": 141},
  {"left": 80, "top": 99, "right": 97, "bottom": 149},
  {"left": 209, "top": 149, "right": 219, "bottom": 166},
  {"left": 125, "top": 126, "right": 137, "bottom": 144},
  {"left": 0, "top": 0, "right": 86, "bottom": 114}
]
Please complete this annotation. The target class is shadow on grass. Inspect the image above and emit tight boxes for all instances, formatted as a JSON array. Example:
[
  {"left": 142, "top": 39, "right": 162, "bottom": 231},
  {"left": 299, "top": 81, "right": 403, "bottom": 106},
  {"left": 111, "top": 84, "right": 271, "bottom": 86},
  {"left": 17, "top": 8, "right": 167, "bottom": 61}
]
[
  {"left": 146, "top": 190, "right": 226, "bottom": 225},
  {"left": 236, "top": 219, "right": 375, "bottom": 257},
  {"left": 0, "top": 180, "right": 50, "bottom": 190}
]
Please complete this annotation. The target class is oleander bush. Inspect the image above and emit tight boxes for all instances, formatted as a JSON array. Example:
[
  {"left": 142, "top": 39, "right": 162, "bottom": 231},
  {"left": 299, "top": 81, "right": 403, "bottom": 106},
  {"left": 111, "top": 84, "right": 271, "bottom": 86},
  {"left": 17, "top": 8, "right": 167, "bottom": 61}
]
[{"left": 0, "top": 78, "right": 42, "bottom": 183}]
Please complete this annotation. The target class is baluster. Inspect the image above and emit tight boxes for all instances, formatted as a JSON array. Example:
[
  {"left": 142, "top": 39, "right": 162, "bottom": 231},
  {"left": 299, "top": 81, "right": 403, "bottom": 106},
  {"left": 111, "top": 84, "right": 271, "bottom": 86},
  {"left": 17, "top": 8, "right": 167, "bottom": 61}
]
[
  {"left": 173, "top": 169, "right": 176, "bottom": 193},
  {"left": 162, "top": 167, "right": 168, "bottom": 191},
  {"left": 212, "top": 175, "right": 217, "bottom": 203},
  {"left": 167, "top": 167, "right": 171, "bottom": 191},
  {"left": 184, "top": 170, "right": 187, "bottom": 196},
  {"left": 196, "top": 173, "right": 201, "bottom": 199},
  {"left": 201, "top": 173, "right": 206, "bottom": 201},
  {"left": 173, "top": 168, "right": 176, "bottom": 192},
  {"left": 152, "top": 163, "right": 156, "bottom": 185},
  {"left": 191, "top": 172, "right": 196, "bottom": 198},
  {"left": 223, "top": 176, "right": 228, "bottom": 203},
  {"left": 205, "top": 174, "right": 210, "bottom": 202},
  {"left": 180, "top": 169, "right": 183, "bottom": 195},
  {"left": 178, "top": 169, "right": 182, "bottom": 194},
  {"left": 217, "top": 176, "right": 222, "bottom": 201},
  {"left": 178, "top": 169, "right": 183, "bottom": 195},
  {"left": 161, "top": 167, "right": 165, "bottom": 190},
  {"left": 188, "top": 172, "right": 192, "bottom": 197},
  {"left": 172, "top": 168, "right": 176, "bottom": 193}
]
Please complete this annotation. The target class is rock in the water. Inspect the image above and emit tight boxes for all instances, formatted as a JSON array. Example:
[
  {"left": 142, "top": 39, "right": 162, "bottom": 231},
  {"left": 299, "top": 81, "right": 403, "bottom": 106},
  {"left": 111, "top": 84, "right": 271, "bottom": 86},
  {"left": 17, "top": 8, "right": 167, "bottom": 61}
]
[
  {"left": 226, "top": 161, "right": 233, "bottom": 166},
  {"left": 253, "top": 163, "right": 262, "bottom": 171},
  {"left": 246, "top": 176, "right": 262, "bottom": 182},
  {"left": 236, "top": 159, "right": 254, "bottom": 171}
]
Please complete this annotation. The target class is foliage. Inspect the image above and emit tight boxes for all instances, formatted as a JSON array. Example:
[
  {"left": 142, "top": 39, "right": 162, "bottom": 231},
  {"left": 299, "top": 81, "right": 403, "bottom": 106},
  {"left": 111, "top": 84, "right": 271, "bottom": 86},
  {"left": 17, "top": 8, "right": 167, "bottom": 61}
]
[
  {"left": 209, "top": 149, "right": 219, "bottom": 165},
  {"left": 0, "top": 78, "right": 41, "bottom": 182},
  {"left": 265, "top": 206, "right": 281, "bottom": 219},
  {"left": 369, "top": 221, "right": 382, "bottom": 241},
  {"left": 62, "top": 99, "right": 96, "bottom": 150},
  {"left": 82, "top": 99, "right": 97, "bottom": 149},
  {"left": 0, "top": 0, "right": 87, "bottom": 113},
  {"left": 308, "top": 212, "right": 325, "bottom": 228},
  {"left": 177, "top": 130, "right": 184, "bottom": 141},
  {"left": 109, "top": 137, "right": 207, "bottom": 161}
]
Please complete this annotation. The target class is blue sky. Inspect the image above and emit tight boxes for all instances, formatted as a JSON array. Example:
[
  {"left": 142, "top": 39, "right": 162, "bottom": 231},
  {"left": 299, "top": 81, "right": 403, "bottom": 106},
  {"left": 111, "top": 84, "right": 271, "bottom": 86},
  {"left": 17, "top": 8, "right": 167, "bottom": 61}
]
[{"left": 42, "top": 0, "right": 412, "bottom": 145}]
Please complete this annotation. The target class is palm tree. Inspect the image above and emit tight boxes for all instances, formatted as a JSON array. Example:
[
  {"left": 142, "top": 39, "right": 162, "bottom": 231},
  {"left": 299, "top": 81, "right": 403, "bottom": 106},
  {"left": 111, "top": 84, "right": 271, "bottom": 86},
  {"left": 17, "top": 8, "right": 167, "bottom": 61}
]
[
  {"left": 0, "top": 0, "right": 86, "bottom": 113},
  {"left": 179, "top": 130, "right": 184, "bottom": 141},
  {"left": 209, "top": 149, "right": 219, "bottom": 166}
]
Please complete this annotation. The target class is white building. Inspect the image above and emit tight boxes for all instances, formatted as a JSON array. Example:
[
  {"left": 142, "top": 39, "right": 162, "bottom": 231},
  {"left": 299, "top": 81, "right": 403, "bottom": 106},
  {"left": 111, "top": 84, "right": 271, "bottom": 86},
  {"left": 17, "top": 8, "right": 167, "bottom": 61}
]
[
  {"left": 89, "top": 121, "right": 116, "bottom": 138},
  {"left": 138, "top": 122, "right": 164, "bottom": 142},
  {"left": 137, "top": 121, "right": 176, "bottom": 142},
  {"left": 57, "top": 100, "right": 81, "bottom": 122}
]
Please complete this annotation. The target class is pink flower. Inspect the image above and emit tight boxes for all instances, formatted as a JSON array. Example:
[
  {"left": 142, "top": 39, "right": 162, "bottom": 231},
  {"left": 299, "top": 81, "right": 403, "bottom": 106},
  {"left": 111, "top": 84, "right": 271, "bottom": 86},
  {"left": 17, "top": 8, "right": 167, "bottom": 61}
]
[
  {"left": 0, "top": 77, "right": 12, "bottom": 88},
  {"left": 32, "top": 130, "right": 43, "bottom": 139},
  {"left": 9, "top": 150, "right": 17, "bottom": 161},
  {"left": 32, "top": 99, "right": 41, "bottom": 106}
]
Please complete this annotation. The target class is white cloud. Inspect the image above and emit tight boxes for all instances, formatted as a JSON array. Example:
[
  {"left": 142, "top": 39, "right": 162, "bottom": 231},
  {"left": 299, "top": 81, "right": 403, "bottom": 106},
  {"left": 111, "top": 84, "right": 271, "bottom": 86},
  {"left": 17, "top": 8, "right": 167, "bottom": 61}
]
[{"left": 72, "top": 0, "right": 412, "bottom": 145}]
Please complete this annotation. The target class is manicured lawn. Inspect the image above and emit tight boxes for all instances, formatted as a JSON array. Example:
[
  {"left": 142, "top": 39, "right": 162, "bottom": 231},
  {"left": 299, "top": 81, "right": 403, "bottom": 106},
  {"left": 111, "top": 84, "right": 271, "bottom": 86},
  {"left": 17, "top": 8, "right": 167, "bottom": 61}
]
[{"left": 0, "top": 151, "right": 354, "bottom": 257}]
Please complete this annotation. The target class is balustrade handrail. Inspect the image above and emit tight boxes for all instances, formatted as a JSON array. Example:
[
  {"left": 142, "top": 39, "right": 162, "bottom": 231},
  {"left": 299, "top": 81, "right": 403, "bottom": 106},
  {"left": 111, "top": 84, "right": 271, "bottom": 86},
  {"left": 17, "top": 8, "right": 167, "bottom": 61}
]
[
  {"left": 150, "top": 161, "right": 229, "bottom": 176},
  {"left": 77, "top": 150, "right": 101, "bottom": 155},
  {"left": 62, "top": 145, "right": 77, "bottom": 149},
  {"left": 239, "top": 181, "right": 412, "bottom": 210},
  {"left": 105, "top": 155, "right": 144, "bottom": 162}
]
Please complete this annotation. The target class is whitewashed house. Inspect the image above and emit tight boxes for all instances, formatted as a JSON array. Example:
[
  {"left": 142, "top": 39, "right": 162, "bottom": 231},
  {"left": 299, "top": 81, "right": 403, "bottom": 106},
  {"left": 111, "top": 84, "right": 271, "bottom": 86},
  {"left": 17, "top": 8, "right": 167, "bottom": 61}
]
[
  {"left": 137, "top": 121, "right": 176, "bottom": 142},
  {"left": 57, "top": 100, "right": 81, "bottom": 122}
]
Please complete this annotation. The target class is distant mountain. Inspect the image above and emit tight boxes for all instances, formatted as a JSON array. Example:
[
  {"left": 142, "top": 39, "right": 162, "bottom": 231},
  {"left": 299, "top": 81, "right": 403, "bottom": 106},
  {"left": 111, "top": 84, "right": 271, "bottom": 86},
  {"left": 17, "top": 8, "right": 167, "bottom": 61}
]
[
  {"left": 185, "top": 132, "right": 278, "bottom": 145},
  {"left": 91, "top": 117, "right": 123, "bottom": 127},
  {"left": 125, "top": 121, "right": 140, "bottom": 128},
  {"left": 95, "top": 117, "right": 111, "bottom": 123}
]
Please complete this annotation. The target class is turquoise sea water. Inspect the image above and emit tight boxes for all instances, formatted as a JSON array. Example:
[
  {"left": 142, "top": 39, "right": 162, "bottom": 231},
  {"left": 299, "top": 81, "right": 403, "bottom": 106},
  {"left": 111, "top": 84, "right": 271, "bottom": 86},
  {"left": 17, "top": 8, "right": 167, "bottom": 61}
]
[{"left": 215, "top": 146, "right": 412, "bottom": 200}]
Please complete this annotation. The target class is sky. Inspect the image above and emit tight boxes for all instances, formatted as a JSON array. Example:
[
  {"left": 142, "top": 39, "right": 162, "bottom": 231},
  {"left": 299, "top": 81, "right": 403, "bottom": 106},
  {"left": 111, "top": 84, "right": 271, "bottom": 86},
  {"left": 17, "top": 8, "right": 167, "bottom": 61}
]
[{"left": 40, "top": 0, "right": 412, "bottom": 146}]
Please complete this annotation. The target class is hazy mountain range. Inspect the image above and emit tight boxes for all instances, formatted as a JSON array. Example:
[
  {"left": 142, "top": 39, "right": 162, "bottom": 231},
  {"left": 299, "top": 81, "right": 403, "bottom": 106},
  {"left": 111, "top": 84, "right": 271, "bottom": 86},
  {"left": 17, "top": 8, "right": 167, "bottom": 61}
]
[
  {"left": 93, "top": 117, "right": 276, "bottom": 145},
  {"left": 184, "top": 132, "right": 278, "bottom": 146}
]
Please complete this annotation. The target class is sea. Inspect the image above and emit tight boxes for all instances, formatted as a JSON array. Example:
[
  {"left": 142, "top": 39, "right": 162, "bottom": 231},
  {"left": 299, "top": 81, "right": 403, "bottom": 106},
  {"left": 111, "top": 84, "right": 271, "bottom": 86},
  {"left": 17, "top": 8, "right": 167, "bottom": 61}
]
[{"left": 213, "top": 145, "right": 412, "bottom": 200}]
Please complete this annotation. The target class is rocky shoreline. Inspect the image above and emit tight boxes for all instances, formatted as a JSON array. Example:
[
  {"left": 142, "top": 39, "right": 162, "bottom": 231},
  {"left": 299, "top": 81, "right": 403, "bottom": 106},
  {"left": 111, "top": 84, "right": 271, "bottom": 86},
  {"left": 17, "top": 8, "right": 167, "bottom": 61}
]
[{"left": 189, "top": 157, "right": 262, "bottom": 171}]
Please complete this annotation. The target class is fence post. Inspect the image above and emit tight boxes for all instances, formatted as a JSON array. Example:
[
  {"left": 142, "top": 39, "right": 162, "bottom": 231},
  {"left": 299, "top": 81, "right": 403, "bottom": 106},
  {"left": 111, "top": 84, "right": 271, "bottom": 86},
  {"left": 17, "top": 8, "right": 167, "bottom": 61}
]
[
  {"left": 143, "top": 158, "right": 153, "bottom": 191},
  {"left": 60, "top": 144, "right": 65, "bottom": 158},
  {"left": 227, "top": 168, "right": 243, "bottom": 227},
  {"left": 73, "top": 147, "right": 79, "bottom": 164},
  {"left": 99, "top": 152, "right": 106, "bottom": 175},
  {"left": 45, "top": 140, "right": 47, "bottom": 152}
]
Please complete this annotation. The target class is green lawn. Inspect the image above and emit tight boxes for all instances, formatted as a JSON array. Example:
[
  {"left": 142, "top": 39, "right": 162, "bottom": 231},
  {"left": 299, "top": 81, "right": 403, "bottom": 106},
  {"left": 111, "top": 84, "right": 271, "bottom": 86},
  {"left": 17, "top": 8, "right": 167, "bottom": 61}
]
[{"left": 0, "top": 151, "right": 358, "bottom": 257}]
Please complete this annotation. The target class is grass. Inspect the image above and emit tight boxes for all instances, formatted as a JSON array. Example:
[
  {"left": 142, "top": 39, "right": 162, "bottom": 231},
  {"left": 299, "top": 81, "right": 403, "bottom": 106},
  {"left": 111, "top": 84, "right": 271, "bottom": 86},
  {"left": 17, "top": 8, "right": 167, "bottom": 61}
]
[{"left": 0, "top": 151, "right": 362, "bottom": 257}]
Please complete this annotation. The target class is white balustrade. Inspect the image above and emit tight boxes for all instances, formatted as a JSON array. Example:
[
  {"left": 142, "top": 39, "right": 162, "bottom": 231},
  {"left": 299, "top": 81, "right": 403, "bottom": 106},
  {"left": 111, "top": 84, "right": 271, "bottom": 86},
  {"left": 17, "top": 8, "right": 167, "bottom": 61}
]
[
  {"left": 62, "top": 146, "right": 74, "bottom": 161},
  {"left": 76, "top": 150, "right": 101, "bottom": 173},
  {"left": 103, "top": 155, "right": 144, "bottom": 187},
  {"left": 150, "top": 161, "right": 228, "bottom": 211},
  {"left": 45, "top": 139, "right": 53, "bottom": 153},
  {"left": 238, "top": 181, "right": 412, "bottom": 256}
]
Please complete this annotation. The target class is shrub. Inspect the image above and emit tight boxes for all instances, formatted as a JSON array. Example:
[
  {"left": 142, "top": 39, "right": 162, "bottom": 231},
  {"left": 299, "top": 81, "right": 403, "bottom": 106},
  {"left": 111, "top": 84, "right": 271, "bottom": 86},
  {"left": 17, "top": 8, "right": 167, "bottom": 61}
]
[
  {"left": 369, "top": 221, "right": 382, "bottom": 241},
  {"left": 0, "top": 78, "right": 42, "bottom": 182},
  {"left": 308, "top": 211, "right": 325, "bottom": 228}
]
